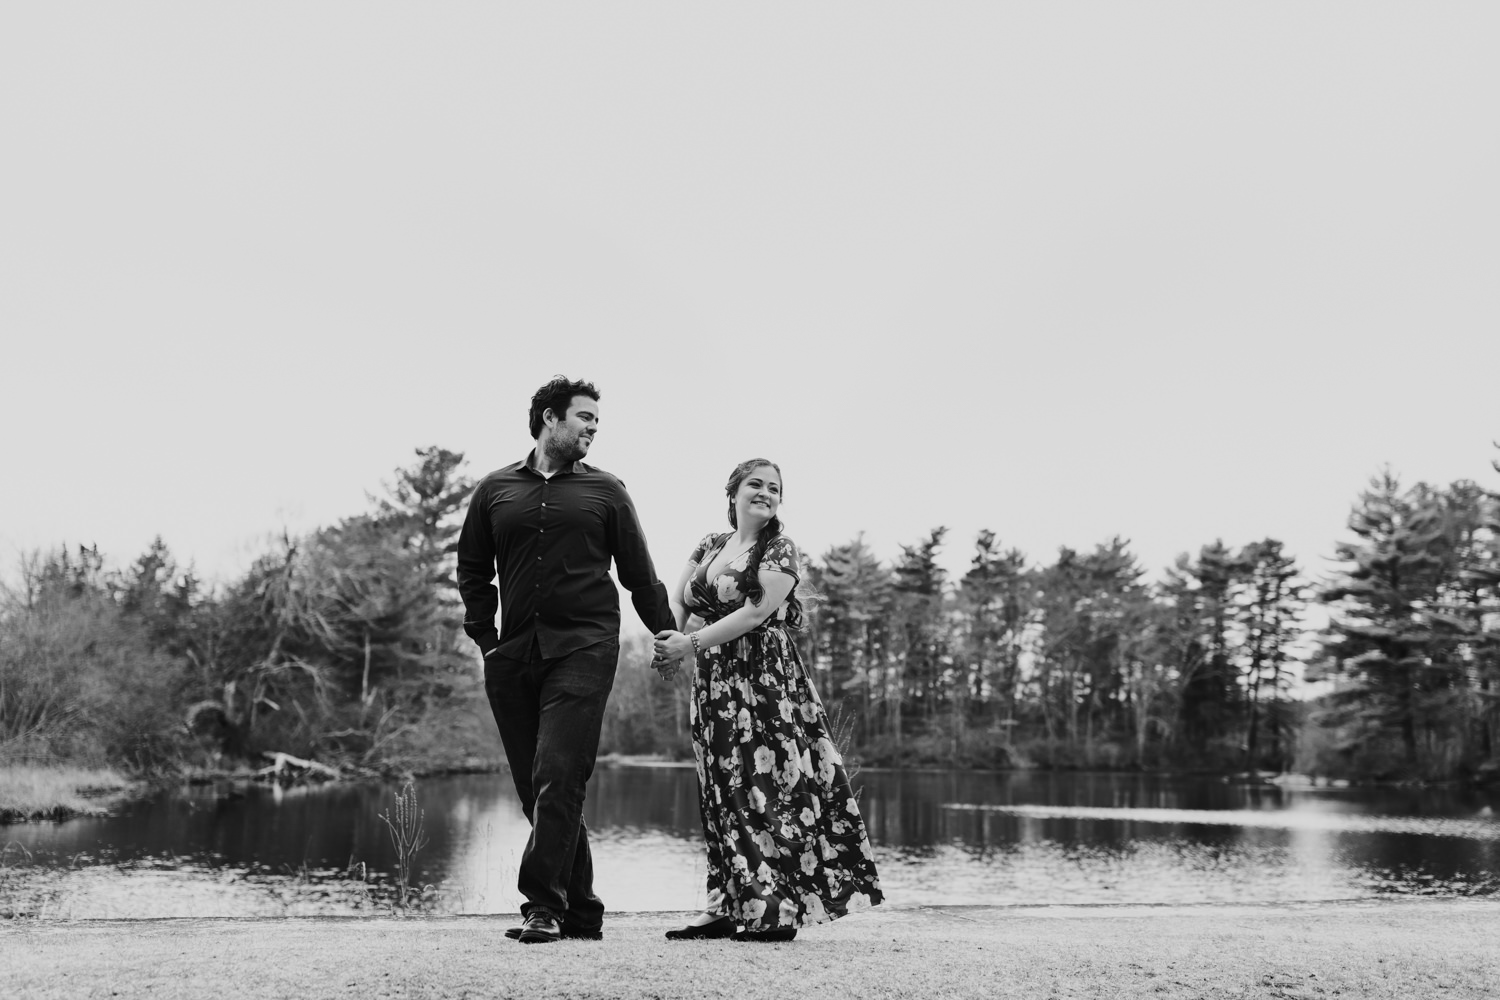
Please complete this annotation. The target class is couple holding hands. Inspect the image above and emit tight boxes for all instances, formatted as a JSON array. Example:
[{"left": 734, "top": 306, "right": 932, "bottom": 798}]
[{"left": 456, "top": 376, "right": 882, "bottom": 944}]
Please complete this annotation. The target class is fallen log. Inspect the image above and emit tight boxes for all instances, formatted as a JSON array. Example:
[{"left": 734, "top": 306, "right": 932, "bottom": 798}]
[{"left": 256, "top": 751, "right": 341, "bottom": 784}]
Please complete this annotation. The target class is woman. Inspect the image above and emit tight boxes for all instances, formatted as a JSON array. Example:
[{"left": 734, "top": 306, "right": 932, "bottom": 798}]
[{"left": 653, "top": 458, "right": 883, "bottom": 942}]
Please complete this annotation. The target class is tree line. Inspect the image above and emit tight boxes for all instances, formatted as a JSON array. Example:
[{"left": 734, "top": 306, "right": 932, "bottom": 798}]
[
  {"left": 0, "top": 448, "right": 475, "bottom": 773},
  {"left": 2, "top": 447, "right": 1496, "bottom": 783}
]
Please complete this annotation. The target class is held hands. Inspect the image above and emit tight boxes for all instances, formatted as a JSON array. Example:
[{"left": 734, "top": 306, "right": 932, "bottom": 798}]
[{"left": 651, "top": 629, "right": 695, "bottom": 681}]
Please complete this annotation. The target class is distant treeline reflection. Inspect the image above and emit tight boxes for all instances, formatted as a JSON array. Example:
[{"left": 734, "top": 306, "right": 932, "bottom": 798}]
[{"left": 2, "top": 446, "right": 1497, "bottom": 784}]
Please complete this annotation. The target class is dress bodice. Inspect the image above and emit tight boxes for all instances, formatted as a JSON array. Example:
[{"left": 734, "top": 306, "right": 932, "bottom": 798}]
[{"left": 685, "top": 532, "right": 801, "bottom": 625}]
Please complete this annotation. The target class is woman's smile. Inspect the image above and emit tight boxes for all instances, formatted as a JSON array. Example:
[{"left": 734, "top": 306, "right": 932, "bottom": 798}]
[{"left": 736, "top": 466, "right": 782, "bottom": 521}]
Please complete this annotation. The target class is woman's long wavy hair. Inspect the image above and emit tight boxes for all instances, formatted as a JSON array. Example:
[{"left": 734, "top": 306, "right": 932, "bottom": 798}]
[{"left": 725, "top": 458, "right": 805, "bottom": 630}]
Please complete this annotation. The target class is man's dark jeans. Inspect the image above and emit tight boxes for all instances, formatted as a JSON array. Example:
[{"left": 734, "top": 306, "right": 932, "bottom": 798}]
[{"left": 484, "top": 637, "right": 618, "bottom": 931}]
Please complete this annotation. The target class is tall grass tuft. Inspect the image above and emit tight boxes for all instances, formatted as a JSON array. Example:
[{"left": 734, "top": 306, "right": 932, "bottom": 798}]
[
  {"left": 0, "top": 765, "right": 134, "bottom": 821},
  {"left": 826, "top": 703, "right": 862, "bottom": 790},
  {"left": 378, "top": 779, "right": 429, "bottom": 909}
]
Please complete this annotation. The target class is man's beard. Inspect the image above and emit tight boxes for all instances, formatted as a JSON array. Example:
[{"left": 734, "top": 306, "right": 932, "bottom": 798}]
[{"left": 545, "top": 429, "right": 588, "bottom": 464}]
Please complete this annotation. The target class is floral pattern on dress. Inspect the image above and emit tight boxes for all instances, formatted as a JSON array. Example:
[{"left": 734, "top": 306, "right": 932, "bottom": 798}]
[{"left": 684, "top": 531, "right": 883, "bottom": 931}]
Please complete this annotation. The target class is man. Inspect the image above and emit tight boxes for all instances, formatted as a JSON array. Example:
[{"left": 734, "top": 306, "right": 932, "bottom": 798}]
[{"left": 456, "top": 376, "right": 678, "bottom": 944}]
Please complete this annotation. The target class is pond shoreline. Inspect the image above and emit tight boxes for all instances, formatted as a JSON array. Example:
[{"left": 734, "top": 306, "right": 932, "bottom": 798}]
[
  {"left": 3, "top": 751, "right": 1492, "bottom": 825},
  {"left": 5, "top": 749, "right": 1494, "bottom": 827}
]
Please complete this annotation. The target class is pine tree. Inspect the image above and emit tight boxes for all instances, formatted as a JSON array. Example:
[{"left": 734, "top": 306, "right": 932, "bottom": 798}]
[
  {"left": 1423, "top": 479, "right": 1500, "bottom": 774},
  {"left": 372, "top": 445, "right": 474, "bottom": 593},
  {"left": 1236, "top": 538, "right": 1304, "bottom": 772},
  {"left": 892, "top": 528, "right": 949, "bottom": 729},
  {"left": 1031, "top": 539, "right": 1148, "bottom": 760},
  {"left": 1176, "top": 540, "right": 1244, "bottom": 755},
  {"left": 809, "top": 534, "right": 894, "bottom": 740},
  {"left": 957, "top": 530, "right": 1029, "bottom": 731},
  {"left": 1317, "top": 471, "right": 1452, "bottom": 777}
]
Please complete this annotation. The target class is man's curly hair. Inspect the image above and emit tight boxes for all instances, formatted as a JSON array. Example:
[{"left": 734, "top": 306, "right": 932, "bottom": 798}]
[{"left": 529, "top": 376, "right": 600, "bottom": 438}]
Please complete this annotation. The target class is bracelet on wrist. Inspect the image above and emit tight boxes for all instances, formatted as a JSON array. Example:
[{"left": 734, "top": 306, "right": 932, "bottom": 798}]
[{"left": 689, "top": 633, "right": 702, "bottom": 659}]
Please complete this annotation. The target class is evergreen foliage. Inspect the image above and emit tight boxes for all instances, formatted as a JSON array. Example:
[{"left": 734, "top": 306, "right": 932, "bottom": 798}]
[
  {"left": 1312, "top": 472, "right": 1500, "bottom": 780},
  {"left": 3, "top": 443, "right": 1497, "bottom": 783}
]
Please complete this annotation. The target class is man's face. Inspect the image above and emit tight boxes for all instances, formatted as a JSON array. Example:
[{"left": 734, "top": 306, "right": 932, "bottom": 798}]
[{"left": 544, "top": 395, "right": 599, "bottom": 463}]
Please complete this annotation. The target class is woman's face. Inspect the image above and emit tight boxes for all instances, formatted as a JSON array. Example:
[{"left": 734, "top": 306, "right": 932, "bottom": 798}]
[{"left": 734, "top": 465, "right": 782, "bottom": 529}]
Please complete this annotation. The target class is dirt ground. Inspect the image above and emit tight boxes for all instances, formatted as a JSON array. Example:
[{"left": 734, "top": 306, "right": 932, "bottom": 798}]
[{"left": 3, "top": 899, "right": 1497, "bottom": 999}]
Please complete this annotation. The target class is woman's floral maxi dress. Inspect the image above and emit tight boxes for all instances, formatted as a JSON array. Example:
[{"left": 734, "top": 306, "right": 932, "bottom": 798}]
[{"left": 685, "top": 531, "right": 883, "bottom": 931}]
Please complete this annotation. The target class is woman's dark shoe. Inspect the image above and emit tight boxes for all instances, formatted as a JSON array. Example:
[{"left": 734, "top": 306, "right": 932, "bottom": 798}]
[
  {"left": 732, "top": 927, "right": 797, "bottom": 943},
  {"left": 664, "top": 915, "right": 735, "bottom": 940}
]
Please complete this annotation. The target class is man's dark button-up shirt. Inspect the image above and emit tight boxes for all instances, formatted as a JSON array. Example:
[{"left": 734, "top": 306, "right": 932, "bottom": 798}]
[{"left": 455, "top": 452, "right": 675, "bottom": 661}]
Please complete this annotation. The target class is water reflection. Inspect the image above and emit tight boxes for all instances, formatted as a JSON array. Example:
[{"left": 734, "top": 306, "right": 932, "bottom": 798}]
[
  {"left": 2, "top": 767, "right": 1496, "bottom": 918},
  {"left": 947, "top": 803, "right": 1500, "bottom": 839}
]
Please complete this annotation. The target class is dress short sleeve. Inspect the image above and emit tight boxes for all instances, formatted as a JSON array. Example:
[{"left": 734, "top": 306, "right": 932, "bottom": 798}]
[
  {"left": 761, "top": 535, "right": 801, "bottom": 582},
  {"left": 689, "top": 532, "right": 721, "bottom": 565}
]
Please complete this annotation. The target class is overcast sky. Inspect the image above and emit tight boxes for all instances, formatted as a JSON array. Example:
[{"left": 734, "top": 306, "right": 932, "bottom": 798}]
[{"left": 2, "top": 4, "right": 1497, "bottom": 608}]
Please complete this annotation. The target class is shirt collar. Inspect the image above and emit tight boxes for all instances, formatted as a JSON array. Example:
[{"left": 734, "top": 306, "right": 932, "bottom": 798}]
[{"left": 521, "top": 449, "right": 584, "bottom": 477}]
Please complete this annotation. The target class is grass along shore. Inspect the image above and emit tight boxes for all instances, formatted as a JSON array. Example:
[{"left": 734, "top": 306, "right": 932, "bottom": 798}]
[
  {"left": 2, "top": 900, "right": 1496, "bottom": 999},
  {"left": 0, "top": 765, "right": 136, "bottom": 823}
]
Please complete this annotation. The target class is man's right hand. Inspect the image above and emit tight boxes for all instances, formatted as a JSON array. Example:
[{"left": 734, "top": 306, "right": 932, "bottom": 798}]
[{"left": 650, "top": 651, "right": 682, "bottom": 681}]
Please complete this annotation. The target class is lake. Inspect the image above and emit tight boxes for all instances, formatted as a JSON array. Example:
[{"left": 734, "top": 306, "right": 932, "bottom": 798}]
[{"left": 3, "top": 766, "right": 1497, "bottom": 918}]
